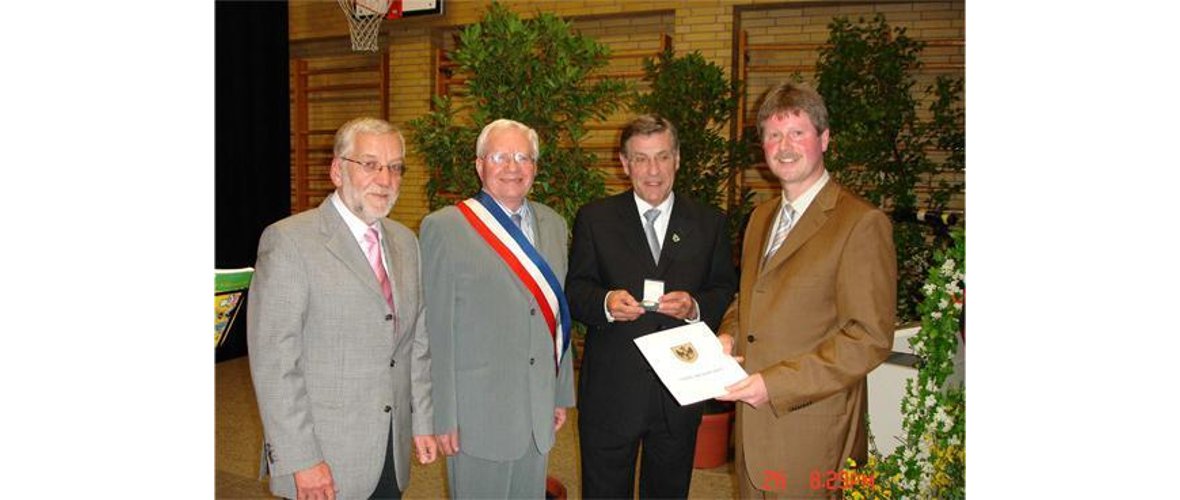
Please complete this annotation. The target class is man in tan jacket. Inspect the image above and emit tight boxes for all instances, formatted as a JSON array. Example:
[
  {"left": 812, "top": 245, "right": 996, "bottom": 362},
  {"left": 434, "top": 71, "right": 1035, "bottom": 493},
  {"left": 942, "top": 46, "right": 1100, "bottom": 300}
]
[{"left": 718, "top": 82, "right": 897, "bottom": 498}]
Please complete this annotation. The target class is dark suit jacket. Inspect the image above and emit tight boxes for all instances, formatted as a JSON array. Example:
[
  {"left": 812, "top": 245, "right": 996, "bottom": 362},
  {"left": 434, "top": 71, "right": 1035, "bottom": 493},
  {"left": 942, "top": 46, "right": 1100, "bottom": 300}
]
[
  {"left": 719, "top": 180, "right": 896, "bottom": 497},
  {"left": 566, "top": 191, "right": 738, "bottom": 435}
]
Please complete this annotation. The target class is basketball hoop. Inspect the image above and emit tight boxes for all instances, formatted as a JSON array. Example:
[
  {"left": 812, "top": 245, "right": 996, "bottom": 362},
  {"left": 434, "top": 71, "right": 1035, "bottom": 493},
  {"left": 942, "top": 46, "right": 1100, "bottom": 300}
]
[{"left": 338, "top": 0, "right": 391, "bottom": 52}]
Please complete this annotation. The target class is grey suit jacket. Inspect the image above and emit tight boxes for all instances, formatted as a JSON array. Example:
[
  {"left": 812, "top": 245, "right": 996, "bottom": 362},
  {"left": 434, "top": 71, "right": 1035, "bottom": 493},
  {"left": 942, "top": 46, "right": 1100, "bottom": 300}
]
[
  {"left": 247, "top": 197, "right": 434, "bottom": 499},
  {"left": 420, "top": 199, "right": 575, "bottom": 461}
]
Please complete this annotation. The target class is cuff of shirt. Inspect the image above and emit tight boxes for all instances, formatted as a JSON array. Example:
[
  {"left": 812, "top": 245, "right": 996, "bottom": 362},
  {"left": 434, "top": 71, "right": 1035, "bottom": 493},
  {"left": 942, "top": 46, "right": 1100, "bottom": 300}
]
[
  {"left": 684, "top": 298, "right": 701, "bottom": 324},
  {"left": 603, "top": 290, "right": 616, "bottom": 323}
]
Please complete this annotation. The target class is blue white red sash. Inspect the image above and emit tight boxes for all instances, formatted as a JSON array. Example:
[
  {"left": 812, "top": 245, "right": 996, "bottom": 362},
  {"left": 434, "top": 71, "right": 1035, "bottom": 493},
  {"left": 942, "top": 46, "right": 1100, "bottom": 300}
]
[{"left": 455, "top": 192, "right": 572, "bottom": 371}]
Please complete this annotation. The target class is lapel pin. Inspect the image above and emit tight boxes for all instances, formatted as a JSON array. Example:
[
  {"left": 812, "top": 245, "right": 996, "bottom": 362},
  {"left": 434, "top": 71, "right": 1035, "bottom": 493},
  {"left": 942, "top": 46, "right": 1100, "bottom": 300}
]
[{"left": 671, "top": 233, "right": 681, "bottom": 243}]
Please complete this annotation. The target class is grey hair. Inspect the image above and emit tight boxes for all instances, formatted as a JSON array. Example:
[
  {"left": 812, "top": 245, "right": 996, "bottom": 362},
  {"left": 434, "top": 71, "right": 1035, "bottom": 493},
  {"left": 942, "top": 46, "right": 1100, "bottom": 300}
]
[
  {"left": 475, "top": 119, "right": 540, "bottom": 159},
  {"left": 619, "top": 114, "right": 679, "bottom": 157},
  {"left": 334, "top": 117, "right": 405, "bottom": 158}
]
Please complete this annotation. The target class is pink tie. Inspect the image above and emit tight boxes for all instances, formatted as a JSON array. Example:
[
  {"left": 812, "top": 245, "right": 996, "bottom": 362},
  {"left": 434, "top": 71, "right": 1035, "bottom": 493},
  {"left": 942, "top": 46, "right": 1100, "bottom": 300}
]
[{"left": 365, "top": 227, "right": 395, "bottom": 313}]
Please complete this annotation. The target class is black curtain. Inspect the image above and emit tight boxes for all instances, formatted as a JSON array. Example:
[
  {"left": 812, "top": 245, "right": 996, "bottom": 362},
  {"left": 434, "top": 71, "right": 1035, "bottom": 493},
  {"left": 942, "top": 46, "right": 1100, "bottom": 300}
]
[{"left": 215, "top": 1, "right": 290, "bottom": 362}]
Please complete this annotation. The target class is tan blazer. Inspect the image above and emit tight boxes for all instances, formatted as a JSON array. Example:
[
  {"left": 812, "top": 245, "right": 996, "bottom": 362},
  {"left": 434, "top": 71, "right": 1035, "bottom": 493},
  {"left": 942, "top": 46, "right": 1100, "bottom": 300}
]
[{"left": 719, "top": 179, "right": 896, "bottom": 497}]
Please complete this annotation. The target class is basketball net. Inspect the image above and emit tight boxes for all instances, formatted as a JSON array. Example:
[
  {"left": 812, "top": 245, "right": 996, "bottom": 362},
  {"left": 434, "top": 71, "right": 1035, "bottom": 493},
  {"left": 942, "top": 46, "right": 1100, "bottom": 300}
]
[{"left": 338, "top": 0, "right": 391, "bottom": 52}]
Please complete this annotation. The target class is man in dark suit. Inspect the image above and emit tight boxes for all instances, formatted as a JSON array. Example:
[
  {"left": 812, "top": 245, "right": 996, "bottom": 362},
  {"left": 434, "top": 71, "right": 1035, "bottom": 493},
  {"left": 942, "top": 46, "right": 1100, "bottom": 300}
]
[{"left": 566, "top": 115, "right": 738, "bottom": 498}]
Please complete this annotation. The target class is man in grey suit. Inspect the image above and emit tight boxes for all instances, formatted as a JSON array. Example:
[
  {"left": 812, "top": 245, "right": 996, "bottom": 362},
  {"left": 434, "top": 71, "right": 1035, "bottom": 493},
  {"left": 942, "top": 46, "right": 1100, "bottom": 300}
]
[
  {"left": 248, "top": 117, "right": 438, "bottom": 500},
  {"left": 420, "top": 118, "right": 575, "bottom": 498}
]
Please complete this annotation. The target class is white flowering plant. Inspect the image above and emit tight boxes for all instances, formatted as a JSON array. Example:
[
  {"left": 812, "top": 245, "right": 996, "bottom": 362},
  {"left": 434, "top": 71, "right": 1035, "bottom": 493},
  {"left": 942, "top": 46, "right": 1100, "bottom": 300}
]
[{"left": 846, "top": 228, "right": 965, "bottom": 499}]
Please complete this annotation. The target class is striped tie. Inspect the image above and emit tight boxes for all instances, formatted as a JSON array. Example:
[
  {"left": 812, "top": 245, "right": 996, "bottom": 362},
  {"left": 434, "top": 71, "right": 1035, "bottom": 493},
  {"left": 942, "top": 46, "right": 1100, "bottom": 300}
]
[{"left": 762, "top": 202, "right": 795, "bottom": 268}]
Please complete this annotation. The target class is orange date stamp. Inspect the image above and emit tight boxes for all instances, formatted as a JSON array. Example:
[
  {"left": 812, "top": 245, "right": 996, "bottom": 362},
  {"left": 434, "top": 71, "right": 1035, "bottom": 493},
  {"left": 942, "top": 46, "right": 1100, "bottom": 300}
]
[{"left": 761, "top": 468, "right": 877, "bottom": 491}]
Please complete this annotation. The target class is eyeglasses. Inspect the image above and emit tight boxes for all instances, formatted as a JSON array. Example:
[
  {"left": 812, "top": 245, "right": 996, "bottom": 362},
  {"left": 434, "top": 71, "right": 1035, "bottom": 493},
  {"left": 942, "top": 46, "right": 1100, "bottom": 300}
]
[
  {"left": 627, "top": 152, "right": 675, "bottom": 168},
  {"left": 482, "top": 151, "right": 536, "bottom": 167},
  {"left": 341, "top": 157, "right": 407, "bottom": 176}
]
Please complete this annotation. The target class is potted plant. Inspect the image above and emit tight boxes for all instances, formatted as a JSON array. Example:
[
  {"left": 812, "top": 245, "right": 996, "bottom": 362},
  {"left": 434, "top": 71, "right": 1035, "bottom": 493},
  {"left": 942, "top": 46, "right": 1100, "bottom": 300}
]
[
  {"left": 693, "top": 399, "right": 735, "bottom": 469},
  {"left": 845, "top": 229, "right": 965, "bottom": 498},
  {"left": 406, "top": 1, "right": 629, "bottom": 226},
  {"left": 814, "top": 14, "right": 965, "bottom": 323},
  {"left": 545, "top": 475, "right": 567, "bottom": 499},
  {"left": 634, "top": 48, "right": 755, "bottom": 254}
]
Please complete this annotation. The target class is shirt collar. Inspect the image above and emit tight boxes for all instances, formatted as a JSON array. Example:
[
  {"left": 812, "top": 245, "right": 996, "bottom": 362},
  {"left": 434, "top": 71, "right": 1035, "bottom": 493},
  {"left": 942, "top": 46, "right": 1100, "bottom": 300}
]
[
  {"left": 330, "top": 191, "right": 379, "bottom": 245},
  {"left": 782, "top": 170, "right": 829, "bottom": 216},
  {"left": 633, "top": 191, "right": 675, "bottom": 218},
  {"left": 486, "top": 190, "right": 531, "bottom": 222}
]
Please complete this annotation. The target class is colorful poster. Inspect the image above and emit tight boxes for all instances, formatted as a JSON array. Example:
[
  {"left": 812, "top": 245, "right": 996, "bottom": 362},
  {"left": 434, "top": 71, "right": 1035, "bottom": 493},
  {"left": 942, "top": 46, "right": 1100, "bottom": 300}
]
[{"left": 215, "top": 268, "right": 253, "bottom": 347}]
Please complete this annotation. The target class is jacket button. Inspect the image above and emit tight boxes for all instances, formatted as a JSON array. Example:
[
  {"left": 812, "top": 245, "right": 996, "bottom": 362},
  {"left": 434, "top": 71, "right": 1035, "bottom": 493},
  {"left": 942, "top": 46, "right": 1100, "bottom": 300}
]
[
  {"left": 383, "top": 405, "right": 392, "bottom": 413},
  {"left": 529, "top": 357, "right": 535, "bottom": 365},
  {"left": 385, "top": 314, "right": 394, "bottom": 321},
  {"left": 390, "top": 359, "right": 396, "bottom": 367},
  {"left": 530, "top": 308, "right": 536, "bottom": 316},
  {"left": 747, "top": 335, "right": 756, "bottom": 343}
]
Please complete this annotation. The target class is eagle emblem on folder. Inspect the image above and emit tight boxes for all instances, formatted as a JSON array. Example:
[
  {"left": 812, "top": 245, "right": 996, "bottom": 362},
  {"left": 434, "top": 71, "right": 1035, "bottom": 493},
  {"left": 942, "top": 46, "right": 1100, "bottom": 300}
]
[{"left": 671, "top": 342, "right": 698, "bottom": 363}]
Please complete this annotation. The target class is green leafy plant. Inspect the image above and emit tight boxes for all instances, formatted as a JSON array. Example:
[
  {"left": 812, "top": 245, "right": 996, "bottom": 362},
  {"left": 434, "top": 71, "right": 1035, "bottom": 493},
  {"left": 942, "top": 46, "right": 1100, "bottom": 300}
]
[
  {"left": 846, "top": 228, "right": 965, "bottom": 499},
  {"left": 815, "top": 14, "right": 965, "bottom": 323},
  {"left": 634, "top": 48, "right": 756, "bottom": 250},
  {"left": 406, "top": 1, "right": 629, "bottom": 224}
]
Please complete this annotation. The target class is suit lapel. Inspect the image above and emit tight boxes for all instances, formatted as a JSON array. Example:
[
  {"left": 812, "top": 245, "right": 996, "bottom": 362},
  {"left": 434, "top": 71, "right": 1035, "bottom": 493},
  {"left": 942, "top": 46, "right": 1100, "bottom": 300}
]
[
  {"left": 319, "top": 200, "right": 388, "bottom": 308},
  {"left": 379, "top": 222, "right": 404, "bottom": 334},
  {"left": 613, "top": 192, "right": 660, "bottom": 272},
  {"left": 761, "top": 181, "right": 839, "bottom": 275},
  {"left": 527, "top": 200, "right": 556, "bottom": 267},
  {"left": 656, "top": 195, "right": 695, "bottom": 276},
  {"left": 482, "top": 200, "right": 545, "bottom": 301},
  {"left": 746, "top": 198, "right": 776, "bottom": 277}
]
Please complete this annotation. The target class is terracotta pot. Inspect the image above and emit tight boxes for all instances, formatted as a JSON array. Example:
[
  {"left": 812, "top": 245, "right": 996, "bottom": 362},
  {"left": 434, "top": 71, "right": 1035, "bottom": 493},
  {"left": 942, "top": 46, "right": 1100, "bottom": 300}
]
[
  {"left": 693, "top": 410, "right": 733, "bottom": 469},
  {"left": 545, "top": 475, "right": 567, "bottom": 499},
  {"left": 572, "top": 336, "right": 586, "bottom": 370}
]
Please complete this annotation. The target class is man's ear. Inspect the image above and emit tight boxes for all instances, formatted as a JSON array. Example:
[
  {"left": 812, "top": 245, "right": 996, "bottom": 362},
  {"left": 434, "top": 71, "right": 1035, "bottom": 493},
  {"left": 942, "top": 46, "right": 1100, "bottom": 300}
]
[{"left": 329, "top": 158, "right": 344, "bottom": 188}]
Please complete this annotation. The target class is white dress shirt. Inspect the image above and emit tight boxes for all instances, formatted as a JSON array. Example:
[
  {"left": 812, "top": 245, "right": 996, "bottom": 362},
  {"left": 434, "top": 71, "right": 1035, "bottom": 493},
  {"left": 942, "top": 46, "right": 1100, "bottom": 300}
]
[
  {"left": 764, "top": 170, "right": 830, "bottom": 256},
  {"left": 489, "top": 192, "right": 535, "bottom": 245},
  {"left": 604, "top": 192, "right": 700, "bottom": 323},
  {"left": 634, "top": 191, "right": 675, "bottom": 248},
  {"left": 330, "top": 191, "right": 388, "bottom": 269}
]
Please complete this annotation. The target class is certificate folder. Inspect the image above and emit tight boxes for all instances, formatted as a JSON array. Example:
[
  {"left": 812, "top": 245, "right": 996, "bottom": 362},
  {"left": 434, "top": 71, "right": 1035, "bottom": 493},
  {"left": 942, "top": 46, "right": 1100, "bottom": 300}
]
[{"left": 633, "top": 322, "right": 748, "bottom": 406}]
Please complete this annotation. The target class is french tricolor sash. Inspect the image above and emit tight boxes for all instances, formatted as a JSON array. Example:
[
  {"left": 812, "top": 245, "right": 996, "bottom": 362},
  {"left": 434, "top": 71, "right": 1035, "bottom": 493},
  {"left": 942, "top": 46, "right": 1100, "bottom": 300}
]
[{"left": 455, "top": 192, "right": 572, "bottom": 371}]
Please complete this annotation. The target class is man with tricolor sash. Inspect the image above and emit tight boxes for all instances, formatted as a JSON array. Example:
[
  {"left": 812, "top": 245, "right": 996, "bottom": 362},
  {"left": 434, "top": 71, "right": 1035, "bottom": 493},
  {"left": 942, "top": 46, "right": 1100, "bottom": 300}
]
[{"left": 420, "top": 119, "right": 574, "bottom": 498}]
